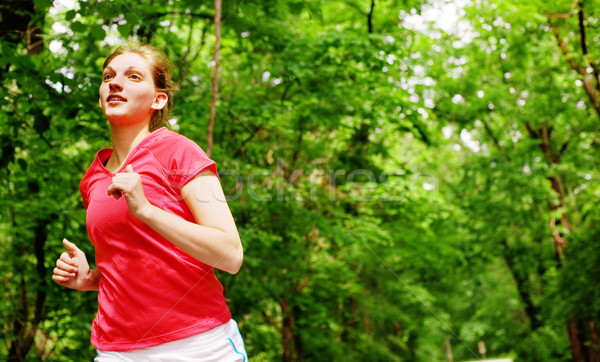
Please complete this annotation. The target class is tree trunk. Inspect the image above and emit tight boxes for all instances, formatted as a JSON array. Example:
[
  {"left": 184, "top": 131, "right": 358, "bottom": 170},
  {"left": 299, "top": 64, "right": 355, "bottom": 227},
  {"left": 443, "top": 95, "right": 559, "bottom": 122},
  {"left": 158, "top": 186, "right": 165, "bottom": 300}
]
[
  {"left": 292, "top": 304, "right": 304, "bottom": 362},
  {"left": 341, "top": 298, "right": 359, "bottom": 343},
  {"left": 589, "top": 319, "right": 600, "bottom": 362},
  {"left": 501, "top": 239, "right": 541, "bottom": 330},
  {"left": 548, "top": 3, "right": 600, "bottom": 359},
  {"left": 2, "top": 2, "right": 46, "bottom": 359},
  {"left": 445, "top": 334, "right": 454, "bottom": 362},
  {"left": 280, "top": 298, "right": 296, "bottom": 362},
  {"left": 7, "top": 219, "right": 50, "bottom": 361},
  {"left": 569, "top": 319, "right": 585, "bottom": 362},
  {"left": 207, "top": 0, "right": 222, "bottom": 157},
  {"left": 522, "top": 122, "right": 600, "bottom": 359}
]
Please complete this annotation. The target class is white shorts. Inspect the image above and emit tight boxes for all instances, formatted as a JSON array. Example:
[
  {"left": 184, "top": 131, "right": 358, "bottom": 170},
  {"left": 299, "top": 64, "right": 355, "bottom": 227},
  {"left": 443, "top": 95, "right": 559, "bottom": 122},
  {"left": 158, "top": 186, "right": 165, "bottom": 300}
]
[{"left": 95, "top": 319, "right": 247, "bottom": 361}]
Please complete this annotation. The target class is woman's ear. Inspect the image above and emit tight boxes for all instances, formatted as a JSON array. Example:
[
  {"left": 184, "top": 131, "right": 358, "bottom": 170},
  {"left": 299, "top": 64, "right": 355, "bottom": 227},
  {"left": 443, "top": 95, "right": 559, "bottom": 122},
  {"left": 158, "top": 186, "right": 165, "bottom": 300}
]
[{"left": 151, "top": 92, "right": 168, "bottom": 110}]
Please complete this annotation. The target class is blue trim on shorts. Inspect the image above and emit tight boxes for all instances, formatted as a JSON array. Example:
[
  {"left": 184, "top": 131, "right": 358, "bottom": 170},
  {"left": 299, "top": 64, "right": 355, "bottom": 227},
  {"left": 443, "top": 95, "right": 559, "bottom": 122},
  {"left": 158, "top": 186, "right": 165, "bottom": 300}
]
[
  {"left": 227, "top": 338, "right": 246, "bottom": 362},
  {"left": 227, "top": 320, "right": 248, "bottom": 361}
]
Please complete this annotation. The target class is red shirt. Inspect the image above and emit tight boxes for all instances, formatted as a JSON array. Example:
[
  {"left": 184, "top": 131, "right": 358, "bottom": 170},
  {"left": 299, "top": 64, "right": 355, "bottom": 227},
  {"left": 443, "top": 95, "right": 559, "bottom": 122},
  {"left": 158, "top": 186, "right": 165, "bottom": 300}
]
[{"left": 80, "top": 127, "right": 231, "bottom": 351}]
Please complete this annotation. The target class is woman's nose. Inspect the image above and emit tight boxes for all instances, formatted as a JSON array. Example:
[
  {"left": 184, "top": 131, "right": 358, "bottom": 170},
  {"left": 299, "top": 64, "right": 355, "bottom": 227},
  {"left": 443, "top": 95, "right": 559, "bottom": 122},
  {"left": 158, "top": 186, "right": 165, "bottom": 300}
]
[{"left": 108, "top": 77, "right": 123, "bottom": 91}]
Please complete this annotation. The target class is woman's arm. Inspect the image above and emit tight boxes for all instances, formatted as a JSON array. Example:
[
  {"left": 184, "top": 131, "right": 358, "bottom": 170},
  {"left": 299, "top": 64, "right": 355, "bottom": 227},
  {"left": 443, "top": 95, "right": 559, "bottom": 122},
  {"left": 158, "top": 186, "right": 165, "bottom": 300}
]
[
  {"left": 52, "top": 239, "right": 101, "bottom": 291},
  {"left": 107, "top": 166, "right": 243, "bottom": 274}
]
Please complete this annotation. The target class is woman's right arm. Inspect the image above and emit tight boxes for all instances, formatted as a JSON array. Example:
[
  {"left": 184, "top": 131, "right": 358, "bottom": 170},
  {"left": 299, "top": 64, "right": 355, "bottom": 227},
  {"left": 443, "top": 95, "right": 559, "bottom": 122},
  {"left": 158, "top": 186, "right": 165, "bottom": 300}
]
[{"left": 52, "top": 239, "right": 101, "bottom": 291}]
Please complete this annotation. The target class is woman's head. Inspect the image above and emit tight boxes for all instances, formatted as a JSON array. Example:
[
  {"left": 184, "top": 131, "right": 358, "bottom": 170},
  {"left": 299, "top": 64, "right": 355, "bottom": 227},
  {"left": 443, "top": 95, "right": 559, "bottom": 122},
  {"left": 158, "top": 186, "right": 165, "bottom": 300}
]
[{"left": 101, "top": 43, "right": 177, "bottom": 131}]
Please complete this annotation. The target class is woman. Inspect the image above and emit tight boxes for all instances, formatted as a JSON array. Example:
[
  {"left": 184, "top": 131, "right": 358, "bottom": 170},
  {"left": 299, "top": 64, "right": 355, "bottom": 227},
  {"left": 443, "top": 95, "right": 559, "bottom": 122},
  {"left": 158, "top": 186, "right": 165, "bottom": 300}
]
[{"left": 52, "top": 43, "right": 247, "bottom": 361}]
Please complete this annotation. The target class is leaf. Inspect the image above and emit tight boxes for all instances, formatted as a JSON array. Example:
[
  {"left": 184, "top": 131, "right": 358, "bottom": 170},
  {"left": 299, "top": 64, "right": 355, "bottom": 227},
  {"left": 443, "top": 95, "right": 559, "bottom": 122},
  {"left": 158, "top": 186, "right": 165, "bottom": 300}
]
[
  {"left": 123, "top": 11, "right": 139, "bottom": 25},
  {"left": 70, "top": 21, "right": 86, "bottom": 33},
  {"left": 305, "top": 2, "right": 323, "bottom": 23},
  {"left": 241, "top": 3, "right": 258, "bottom": 20},
  {"left": 65, "top": 10, "right": 77, "bottom": 21},
  {"left": 91, "top": 25, "right": 106, "bottom": 41},
  {"left": 118, "top": 23, "right": 134, "bottom": 38},
  {"left": 33, "top": 0, "right": 52, "bottom": 11},
  {"left": 34, "top": 113, "right": 50, "bottom": 135},
  {"left": 17, "top": 158, "right": 27, "bottom": 171},
  {"left": 288, "top": 1, "right": 304, "bottom": 15},
  {"left": 0, "top": 136, "right": 14, "bottom": 169}
]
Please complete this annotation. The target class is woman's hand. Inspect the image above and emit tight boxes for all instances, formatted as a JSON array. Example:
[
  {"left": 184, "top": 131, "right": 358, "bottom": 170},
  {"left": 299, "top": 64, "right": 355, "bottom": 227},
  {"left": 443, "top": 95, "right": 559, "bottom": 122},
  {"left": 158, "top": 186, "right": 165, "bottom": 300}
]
[
  {"left": 107, "top": 164, "right": 152, "bottom": 219},
  {"left": 52, "top": 239, "right": 100, "bottom": 291}
]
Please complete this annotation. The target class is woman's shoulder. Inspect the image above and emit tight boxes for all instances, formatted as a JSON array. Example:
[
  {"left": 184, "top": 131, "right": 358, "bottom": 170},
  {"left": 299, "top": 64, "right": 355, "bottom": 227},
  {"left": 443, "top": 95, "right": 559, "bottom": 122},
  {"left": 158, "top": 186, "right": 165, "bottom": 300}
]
[
  {"left": 144, "top": 128, "right": 213, "bottom": 169},
  {"left": 147, "top": 127, "right": 200, "bottom": 149}
]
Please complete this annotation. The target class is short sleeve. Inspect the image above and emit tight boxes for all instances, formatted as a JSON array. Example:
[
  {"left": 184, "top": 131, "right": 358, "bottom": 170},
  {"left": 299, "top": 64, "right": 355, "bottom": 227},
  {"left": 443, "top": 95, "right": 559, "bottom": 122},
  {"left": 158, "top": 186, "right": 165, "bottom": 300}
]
[
  {"left": 79, "top": 180, "right": 90, "bottom": 210},
  {"left": 79, "top": 158, "right": 97, "bottom": 210},
  {"left": 149, "top": 131, "right": 218, "bottom": 191}
]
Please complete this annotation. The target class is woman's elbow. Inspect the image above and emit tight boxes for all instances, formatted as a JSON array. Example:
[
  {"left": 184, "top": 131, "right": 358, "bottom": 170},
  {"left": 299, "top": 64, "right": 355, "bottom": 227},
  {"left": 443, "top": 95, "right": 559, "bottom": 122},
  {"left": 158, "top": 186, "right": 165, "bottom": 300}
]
[{"left": 223, "top": 237, "right": 244, "bottom": 274}]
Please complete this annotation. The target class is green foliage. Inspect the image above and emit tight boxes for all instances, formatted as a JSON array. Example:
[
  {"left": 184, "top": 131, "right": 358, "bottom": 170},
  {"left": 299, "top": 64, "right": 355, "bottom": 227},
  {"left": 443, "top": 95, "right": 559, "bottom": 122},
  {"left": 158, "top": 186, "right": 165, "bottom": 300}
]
[{"left": 2, "top": 0, "right": 600, "bottom": 360}]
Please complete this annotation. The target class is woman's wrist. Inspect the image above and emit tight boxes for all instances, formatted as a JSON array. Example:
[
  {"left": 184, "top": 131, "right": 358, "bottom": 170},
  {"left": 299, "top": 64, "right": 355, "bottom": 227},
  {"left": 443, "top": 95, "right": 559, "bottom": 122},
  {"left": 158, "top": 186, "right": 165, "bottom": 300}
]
[
  {"left": 134, "top": 202, "right": 157, "bottom": 224},
  {"left": 82, "top": 269, "right": 101, "bottom": 291},
  {"left": 131, "top": 200, "right": 156, "bottom": 224}
]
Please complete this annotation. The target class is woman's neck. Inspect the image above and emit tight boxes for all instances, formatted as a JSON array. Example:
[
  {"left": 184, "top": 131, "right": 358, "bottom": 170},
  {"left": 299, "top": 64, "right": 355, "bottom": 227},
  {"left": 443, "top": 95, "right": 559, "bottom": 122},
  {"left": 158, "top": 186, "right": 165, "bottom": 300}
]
[{"left": 107, "top": 122, "right": 151, "bottom": 171}]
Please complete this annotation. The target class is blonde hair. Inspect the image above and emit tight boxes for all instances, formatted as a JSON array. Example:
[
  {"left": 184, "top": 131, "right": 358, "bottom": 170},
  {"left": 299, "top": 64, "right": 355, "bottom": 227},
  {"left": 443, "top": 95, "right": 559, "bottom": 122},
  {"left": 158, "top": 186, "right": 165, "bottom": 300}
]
[{"left": 103, "top": 43, "right": 178, "bottom": 131}]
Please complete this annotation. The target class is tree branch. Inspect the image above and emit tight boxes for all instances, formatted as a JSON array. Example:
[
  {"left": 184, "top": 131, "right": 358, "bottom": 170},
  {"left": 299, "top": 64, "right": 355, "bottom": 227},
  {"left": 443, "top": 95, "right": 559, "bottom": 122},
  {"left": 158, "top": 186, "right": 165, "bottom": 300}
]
[
  {"left": 576, "top": 0, "right": 600, "bottom": 92},
  {"left": 577, "top": 2, "right": 588, "bottom": 55},
  {"left": 176, "top": 16, "right": 209, "bottom": 85},
  {"left": 540, "top": 123, "right": 556, "bottom": 164},
  {"left": 501, "top": 239, "right": 542, "bottom": 330},
  {"left": 176, "top": 15, "right": 196, "bottom": 85},
  {"left": 524, "top": 122, "right": 540, "bottom": 139},
  {"left": 558, "top": 140, "right": 570, "bottom": 159},
  {"left": 549, "top": 18, "right": 587, "bottom": 76},
  {"left": 546, "top": 0, "right": 579, "bottom": 20},
  {"left": 549, "top": 13, "right": 600, "bottom": 116},
  {"left": 339, "top": 0, "right": 364, "bottom": 14},
  {"left": 367, "top": 0, "right": 375, "bottom": 33},
  {"left": 480, "top": 117, "right": 509, "bottom": 161}
]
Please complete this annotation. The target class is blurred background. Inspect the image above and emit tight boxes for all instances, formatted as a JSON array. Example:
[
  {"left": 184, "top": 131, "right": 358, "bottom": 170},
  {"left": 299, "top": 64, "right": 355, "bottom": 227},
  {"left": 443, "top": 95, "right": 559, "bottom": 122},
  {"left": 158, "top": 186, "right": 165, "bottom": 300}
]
[{"left": 1, "top": 0, "right": 600, "bottom": 360}]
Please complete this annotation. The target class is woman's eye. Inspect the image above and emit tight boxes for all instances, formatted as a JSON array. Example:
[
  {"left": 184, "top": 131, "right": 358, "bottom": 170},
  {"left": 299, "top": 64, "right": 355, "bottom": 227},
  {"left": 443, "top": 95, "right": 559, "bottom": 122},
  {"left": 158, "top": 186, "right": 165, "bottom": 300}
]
[
  {"left": 103, "top": 74, "right": 113, "bottom": 81},
  {"left": 129, "top": 74, "right": 141, "bottom": 80}
]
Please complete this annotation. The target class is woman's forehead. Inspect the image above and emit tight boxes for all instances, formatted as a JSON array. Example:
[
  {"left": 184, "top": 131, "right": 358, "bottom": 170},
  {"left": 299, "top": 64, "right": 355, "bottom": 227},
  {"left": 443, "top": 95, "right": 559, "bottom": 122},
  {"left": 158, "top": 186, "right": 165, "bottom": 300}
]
[{"left": 105, "top": 53, "right": 151, "bottom": 72}]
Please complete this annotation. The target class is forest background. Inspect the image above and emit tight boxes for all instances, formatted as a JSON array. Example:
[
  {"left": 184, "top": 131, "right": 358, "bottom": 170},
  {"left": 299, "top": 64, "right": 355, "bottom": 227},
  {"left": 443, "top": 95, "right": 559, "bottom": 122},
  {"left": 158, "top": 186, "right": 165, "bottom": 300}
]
[{"left": 2, "top": 0, "right": 600, "bottom": 361}]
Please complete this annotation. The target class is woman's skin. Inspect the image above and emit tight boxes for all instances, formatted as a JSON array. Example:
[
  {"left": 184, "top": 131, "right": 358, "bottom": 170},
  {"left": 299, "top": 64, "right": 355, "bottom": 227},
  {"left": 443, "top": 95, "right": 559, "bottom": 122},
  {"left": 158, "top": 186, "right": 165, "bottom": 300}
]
[{"left": 52, "top": 53, "right": 243, "bottom": 291}]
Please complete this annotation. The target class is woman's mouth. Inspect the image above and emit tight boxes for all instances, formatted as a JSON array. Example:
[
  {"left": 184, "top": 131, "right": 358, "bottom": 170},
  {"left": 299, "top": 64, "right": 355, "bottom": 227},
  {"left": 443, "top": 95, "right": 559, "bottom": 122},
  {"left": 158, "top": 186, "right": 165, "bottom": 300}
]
[{"left": 107, "top": 95, "right": 127, "bottom": 103}]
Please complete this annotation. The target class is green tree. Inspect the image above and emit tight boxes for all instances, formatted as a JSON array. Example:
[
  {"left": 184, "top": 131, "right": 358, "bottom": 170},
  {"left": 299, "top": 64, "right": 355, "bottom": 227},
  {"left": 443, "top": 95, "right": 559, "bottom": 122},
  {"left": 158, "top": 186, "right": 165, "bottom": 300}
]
[
  {"left": 4, "top": 0, "right": 600, "bottom": 361},
  {"left": 425, "top": 0, "right": 600, "bottom": 359}
]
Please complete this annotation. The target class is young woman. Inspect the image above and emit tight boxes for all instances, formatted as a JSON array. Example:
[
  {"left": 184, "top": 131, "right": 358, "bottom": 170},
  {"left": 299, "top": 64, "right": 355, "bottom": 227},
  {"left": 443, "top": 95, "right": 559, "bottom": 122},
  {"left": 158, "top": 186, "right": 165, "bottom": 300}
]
[{"left": 52, "top": 44, "right": 247, "bottom": 361}]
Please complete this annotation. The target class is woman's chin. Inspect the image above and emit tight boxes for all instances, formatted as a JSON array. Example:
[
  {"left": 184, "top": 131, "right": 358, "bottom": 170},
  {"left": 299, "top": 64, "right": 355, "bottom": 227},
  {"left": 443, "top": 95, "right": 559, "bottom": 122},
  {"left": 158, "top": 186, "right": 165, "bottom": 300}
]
[{"left": 105, "top": 115, "right": 149, "bottom": 128}]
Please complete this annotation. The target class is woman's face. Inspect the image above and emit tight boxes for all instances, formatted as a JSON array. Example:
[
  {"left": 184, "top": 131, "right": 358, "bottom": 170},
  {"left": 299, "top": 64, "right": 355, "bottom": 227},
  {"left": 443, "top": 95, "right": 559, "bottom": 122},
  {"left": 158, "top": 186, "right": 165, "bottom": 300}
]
[{"left": 99, "top": 53, "right": 167, "bottom": 127}]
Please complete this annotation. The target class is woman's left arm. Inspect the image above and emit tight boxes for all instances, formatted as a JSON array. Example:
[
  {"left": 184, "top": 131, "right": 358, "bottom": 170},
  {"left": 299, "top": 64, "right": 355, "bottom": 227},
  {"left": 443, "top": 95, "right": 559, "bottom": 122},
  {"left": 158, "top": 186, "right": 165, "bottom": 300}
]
[{"left": 108, "top": 165, "right": 243, "bottom": 274}]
